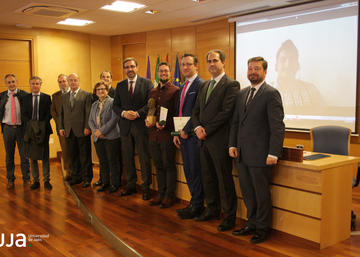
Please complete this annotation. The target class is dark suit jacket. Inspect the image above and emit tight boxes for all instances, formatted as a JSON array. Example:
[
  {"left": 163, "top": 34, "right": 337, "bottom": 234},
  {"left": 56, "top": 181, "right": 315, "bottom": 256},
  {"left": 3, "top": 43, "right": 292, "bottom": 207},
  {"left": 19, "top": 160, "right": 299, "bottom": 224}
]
[
  {"left": 229, "top": 82, "right": 285, "bottom": 167},
  {"left": 51, "top": 90, "right": 63, "bottom": 132},
  {"left": 113, "top": 76, "right": 153, "bottom": 137},
  {"left": 0, "top": 88, "right": 28, "bottom": 132},
  {"left": 59, "top": 89, "right": 92, "bottom": 138},
  {"left": 192, "top": 74, "right": 240, "bottom": 149},
  {"left": 21, "top": 92, "right": 53, "bottom": 136},
  {"left": 176, "top": 75, "right": 203, "bottom": 134}
]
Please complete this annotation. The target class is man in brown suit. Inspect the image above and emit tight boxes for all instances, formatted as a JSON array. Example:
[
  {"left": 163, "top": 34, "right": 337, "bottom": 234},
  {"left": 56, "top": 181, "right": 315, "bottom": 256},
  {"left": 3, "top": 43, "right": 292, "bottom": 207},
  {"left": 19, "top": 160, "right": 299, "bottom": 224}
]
[{"left": 51, "top": 74, "right": 71, "bottom": 180}]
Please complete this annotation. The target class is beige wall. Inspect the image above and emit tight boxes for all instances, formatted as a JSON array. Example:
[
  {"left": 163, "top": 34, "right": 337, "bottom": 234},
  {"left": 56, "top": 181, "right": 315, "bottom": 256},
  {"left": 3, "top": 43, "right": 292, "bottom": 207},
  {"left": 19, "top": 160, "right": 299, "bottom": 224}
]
[{"left": 0, "top": 25, "right": 111, "bottom": 159}]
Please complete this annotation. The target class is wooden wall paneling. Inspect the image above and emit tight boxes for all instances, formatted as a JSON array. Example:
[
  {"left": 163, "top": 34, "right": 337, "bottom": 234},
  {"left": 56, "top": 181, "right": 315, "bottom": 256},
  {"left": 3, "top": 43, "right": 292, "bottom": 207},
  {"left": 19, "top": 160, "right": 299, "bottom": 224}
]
[
  {"left": 123, "top": 43, "right": 147, "bottom": 78},
  {"left": 146, "top": 29, "right": 171, "bottom": 82},
  {"left": 111, "top": 36, "right": 124, "bottom": 82},
  {"left": 196, "top": 20, "right": 231, "bottom": 80}
]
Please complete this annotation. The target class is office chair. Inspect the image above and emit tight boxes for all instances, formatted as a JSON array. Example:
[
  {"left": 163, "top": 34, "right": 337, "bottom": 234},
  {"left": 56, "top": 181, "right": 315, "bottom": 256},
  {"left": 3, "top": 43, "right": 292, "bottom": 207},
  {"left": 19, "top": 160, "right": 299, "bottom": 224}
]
[{"left": 310, "top": 125, "right": 358, "bottom": 230}]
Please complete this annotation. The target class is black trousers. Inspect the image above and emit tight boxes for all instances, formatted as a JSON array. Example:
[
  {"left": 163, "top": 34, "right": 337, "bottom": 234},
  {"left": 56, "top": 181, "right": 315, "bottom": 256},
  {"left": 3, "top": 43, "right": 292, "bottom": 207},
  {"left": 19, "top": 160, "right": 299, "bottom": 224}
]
[
  {"left": 121, "top": 123, "right": 151, "bottom": 191},
  {"left": 66, "top": 130, "right": 93, "bottom": 183},
  {"left": 199, "top": 143, "right": 237, "bottom": 220},
  {"left": 237, "top": 161, "right": 272, "bottom": 230},
  {"left": 149, "top": 139, "right": 176, "bottom": 198},
  {"left": 94, "top": 138, "right": 121, "bottom": 187}
]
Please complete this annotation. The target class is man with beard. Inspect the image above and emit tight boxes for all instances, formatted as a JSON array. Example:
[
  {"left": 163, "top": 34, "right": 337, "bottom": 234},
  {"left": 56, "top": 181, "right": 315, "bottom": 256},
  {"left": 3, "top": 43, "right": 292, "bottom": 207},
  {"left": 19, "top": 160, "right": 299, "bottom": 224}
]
[
  {"left": 113, "top": 57, "right": 153, "bottom": 200},
  {"left": 192, "top": 49, "right": 239, "bottom": 232},
  {"left": 229, "top": 56, "right": 285, "bottom": 244},
  {"left": 147, "top": 62, "right": 179, "bottom": 209}
]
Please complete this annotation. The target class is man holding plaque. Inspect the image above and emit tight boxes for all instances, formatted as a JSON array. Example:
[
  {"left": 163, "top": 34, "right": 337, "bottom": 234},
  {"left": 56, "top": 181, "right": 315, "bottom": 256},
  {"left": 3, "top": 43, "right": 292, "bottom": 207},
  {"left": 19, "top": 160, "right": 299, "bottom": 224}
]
[
  {"left": 147, "top": 62, "right": 179, "bottom": 209},
  {"left": 113, "top": 57, "right": 153, "bottom": 200},
  {"left": 173, "top": 54, "right": 204, "bottom": 219}
]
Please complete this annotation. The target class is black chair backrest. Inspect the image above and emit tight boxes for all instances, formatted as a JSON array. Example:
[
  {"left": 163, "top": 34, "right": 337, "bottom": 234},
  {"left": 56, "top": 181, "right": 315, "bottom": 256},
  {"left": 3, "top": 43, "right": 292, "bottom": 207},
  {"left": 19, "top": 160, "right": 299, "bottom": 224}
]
[{"left": 310, "top": 126, "right": 351, "bottom": 156}]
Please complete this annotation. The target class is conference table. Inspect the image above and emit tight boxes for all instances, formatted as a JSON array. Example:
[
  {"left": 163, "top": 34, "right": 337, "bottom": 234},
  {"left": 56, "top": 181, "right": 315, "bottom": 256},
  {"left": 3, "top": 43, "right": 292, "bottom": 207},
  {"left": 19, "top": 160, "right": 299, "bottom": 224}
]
[{"left": 267, "top": 152, "right": 359, "bottom": 249}]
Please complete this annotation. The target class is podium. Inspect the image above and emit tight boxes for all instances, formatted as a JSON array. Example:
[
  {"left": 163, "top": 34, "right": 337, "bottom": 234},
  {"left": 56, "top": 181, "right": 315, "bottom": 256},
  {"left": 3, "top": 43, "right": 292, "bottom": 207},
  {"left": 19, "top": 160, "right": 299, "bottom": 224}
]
[{"left": 271, "top": 152, "right": 359, "bottom": 248}]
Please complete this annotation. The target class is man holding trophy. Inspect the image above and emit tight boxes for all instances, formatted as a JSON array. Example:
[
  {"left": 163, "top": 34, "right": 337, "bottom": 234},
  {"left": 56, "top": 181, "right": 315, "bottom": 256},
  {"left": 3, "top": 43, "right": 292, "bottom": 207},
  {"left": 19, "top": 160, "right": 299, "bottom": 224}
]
[{"left": 146, "top": 62, "right": 179, "bottom": 209}]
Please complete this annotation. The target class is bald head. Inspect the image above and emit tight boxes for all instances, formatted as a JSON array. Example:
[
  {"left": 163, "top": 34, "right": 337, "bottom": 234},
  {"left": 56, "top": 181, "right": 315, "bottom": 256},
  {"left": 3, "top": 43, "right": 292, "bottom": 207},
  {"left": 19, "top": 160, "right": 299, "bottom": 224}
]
[{"left": 68, "top": 73, "right": 80, "bottom": 92}]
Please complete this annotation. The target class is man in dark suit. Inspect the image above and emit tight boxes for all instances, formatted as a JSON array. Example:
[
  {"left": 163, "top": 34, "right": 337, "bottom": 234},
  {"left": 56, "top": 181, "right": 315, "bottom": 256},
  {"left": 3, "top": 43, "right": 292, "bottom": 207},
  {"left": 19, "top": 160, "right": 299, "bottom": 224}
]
[
  {"left": 229, "top": 57, "right": 285, "bottom": 244},
  {"left": 173, "top": 54, "right": 204, "bottom": 219},
  {"left": 22, "top": 76, "right": 53, "bottom": 190},
  {"left": 51, "top": 74, "right": 71, "bottom": 181},
  {"left": 113, "top": 57, "right": 153, "bottom": 200},
  {"left": 93, "top": 70, "right": 120, "bottom": 187},
  {"left": 59, "top": 73, "right": 93, "bottom": 188},
  {"left": 192, "top": 49, "right": 239, "bottom": 232},
  {"left": 0, "top": 74, "right": 30, "bottom": 189}
]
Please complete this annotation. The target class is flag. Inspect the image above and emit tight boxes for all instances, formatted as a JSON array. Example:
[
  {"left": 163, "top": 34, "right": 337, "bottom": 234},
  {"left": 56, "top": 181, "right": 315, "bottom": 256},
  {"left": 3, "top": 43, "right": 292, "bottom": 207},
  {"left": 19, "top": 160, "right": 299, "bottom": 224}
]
[
  {"left": 173, "top": 55, "right": 181, "bottom": 87},
  {"left": 146, "top": 56, "right": 151, "bottom": 80},
  {"left": 166, "top": 53, "right": 169, "bottom": 63},
  {"left": 154, "top": 55, "right": 160, "bottom": 87}
]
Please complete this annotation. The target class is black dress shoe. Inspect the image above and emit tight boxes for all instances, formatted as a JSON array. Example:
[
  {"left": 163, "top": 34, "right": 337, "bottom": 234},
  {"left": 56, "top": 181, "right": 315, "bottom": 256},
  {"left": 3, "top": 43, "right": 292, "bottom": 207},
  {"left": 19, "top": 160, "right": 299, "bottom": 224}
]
[
  {"left": 142, "top": 191, "right": 151, "bottom": 200},
  {"left": 69, "top": 179, "right": 82, "bottom": 186},
  {"left": 149, "top": 195, "right": 163, "bottom": 206},
  {"left": 218, "top": 219, "right": 235, "bottom": 232},
  {"left": 194, "top": 210, "right": 220, "bottom": 222},
  {"left": 232, "top": 226, "right": 256, "bottom": 236},
  {"left": 44, "top": 182, "right": 53, "bottom": 190},
  {"left": 30, "top": 182, "right": 40, "bottom": 190},
  {"left": 82, "top": 181, "right": 91, "bottom": 188},
  {"left": 250, "top": 231, "right": 269, "bottom": 244},
  {"left": 97, "top": 185, "right": 109, "bottom": 192},
  {"left": 120, "top": 188, "right": 136, "bottom": 196},
  {"left": 94, "top": 180, "right": 102, "bottom": 187},
  {"left": 176, "top": 205, "right": 192, "bottom": 214},
  {"left": 160, "top": 197, "right": 175, "bottom": 209},
  {"left": 109, "top": 185, "right": 119, "bottom": 194},
  {"left": 178, "top": 206, "right": 204, "bottom": 219}
]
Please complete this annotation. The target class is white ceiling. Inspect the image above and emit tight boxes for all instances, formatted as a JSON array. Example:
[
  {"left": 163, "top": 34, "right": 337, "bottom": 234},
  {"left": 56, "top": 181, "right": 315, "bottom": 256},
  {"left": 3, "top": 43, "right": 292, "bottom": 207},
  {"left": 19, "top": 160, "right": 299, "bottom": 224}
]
[{"left": 0, "top": 0, "right": 317, "bottom": 36}]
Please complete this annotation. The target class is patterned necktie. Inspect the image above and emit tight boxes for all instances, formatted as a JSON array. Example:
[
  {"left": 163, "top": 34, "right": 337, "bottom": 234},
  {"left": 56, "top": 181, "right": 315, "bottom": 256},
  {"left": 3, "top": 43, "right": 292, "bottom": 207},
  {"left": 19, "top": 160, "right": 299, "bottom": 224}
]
[
  {"left": 129, "top": 81, "right": 134, "bottom": 98},
  {"left": 32, "top": 95, "right": 38, "bottom": 120},
  {"left": 179, "top": 80, "right": 190, "bottom": 117},
  {"left": 70, "top": 91, "right": 75, "bottom": 108},
  {"left": 205, "top": 80, "right": 216, "bottom": 103},
  {"left": 10, "top": 92, "right": 17, "bottom": 124},
  {"left": 246, "top": 87, "right": 256, "bottom": 107}
]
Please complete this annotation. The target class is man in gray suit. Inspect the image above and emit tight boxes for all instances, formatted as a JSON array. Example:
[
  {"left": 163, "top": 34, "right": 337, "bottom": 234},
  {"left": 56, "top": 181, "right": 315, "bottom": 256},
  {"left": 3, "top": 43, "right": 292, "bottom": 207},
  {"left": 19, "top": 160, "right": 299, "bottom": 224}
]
[
  {"left": 229, "top": 57, "right": 285, "bottom": 244},
  {"left": 59, "top": 73, "right": 93, "bottom": 187},
  {"left": 192, "top": 49, "right": 239, "bottom": 232},
  {"left": 51, "top": 74, "right": 71, "bottom": 181}
]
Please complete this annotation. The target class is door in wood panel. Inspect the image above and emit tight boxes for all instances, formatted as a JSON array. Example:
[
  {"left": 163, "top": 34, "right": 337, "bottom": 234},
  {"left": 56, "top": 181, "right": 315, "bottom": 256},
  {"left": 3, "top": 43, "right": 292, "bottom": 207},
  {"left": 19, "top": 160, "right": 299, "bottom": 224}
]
[{"left": 0, "top": 39, "right": 32, "bottom": 169}]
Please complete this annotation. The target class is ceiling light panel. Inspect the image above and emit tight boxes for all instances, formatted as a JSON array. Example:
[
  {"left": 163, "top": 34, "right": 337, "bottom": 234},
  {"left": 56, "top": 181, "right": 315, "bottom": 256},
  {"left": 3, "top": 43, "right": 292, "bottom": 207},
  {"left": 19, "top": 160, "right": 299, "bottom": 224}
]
[
  {"left": 57, "top": 18, "right": 94, "bottom": 26},
  {"left": 101, "top": 1, "right": 146, "bottom": 13}
]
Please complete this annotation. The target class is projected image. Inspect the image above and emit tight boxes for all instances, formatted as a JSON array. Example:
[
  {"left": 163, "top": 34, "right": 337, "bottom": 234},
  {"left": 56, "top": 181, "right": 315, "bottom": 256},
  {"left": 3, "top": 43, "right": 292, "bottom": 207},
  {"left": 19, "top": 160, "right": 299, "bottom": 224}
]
[
  {"left": 274, "top": 39, "right": 325, "bottom": 111},
  {"left": 235, "top": 1, "right": 358, "bottom": 131}
]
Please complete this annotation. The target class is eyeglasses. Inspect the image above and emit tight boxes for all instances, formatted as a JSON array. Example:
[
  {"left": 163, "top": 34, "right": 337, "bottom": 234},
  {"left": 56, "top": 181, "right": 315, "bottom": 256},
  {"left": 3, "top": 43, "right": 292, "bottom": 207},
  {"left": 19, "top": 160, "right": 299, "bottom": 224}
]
[
  {"left": 96, "top": 88, "right": 107, "bottom": 91},
  {"left": 124, "top": 65, "right": 136, "bottom": 69}
]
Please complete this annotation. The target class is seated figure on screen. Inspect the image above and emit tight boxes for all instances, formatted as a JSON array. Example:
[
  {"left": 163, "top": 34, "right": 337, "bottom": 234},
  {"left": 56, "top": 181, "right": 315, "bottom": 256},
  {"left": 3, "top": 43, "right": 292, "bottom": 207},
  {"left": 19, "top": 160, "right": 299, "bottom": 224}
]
[{"left": 274, "top": 39, "right": 325, "bottom": 113}]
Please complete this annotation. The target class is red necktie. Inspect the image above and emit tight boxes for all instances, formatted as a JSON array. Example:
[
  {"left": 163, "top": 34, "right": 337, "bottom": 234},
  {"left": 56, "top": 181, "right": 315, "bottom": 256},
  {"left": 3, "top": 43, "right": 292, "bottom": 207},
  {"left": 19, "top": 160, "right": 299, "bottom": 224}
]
[
  {"left": 10, "top": 92, "right": 17, "bottom": 124},
  {"left": 179, "top": 80, "right": 189, "bottom": 117},
  {"left": 129, "top": 81, "right": 134, "bottom": 98}
]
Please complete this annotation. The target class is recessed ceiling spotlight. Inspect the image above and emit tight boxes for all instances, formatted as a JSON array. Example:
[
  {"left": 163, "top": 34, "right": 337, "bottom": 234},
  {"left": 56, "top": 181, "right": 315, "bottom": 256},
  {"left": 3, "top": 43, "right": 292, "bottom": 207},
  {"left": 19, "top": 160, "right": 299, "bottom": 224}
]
[
  {"left": 57, "top": 18, "right": 94, "bottom": 26},
  {"left": 145, "top": 10, "right": 159, "bottom": 14},
  {"left": 101, "top": 1, "right": 146, "bottom": 13},
  {"left": 192, "top": 0, "right": 206, "bottom": 2}
]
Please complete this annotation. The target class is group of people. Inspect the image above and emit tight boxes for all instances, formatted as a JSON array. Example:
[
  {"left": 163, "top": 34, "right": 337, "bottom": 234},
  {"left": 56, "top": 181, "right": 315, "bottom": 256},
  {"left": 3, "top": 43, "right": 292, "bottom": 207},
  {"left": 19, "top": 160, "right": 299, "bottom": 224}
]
[{"left": 0, "top": 49, "right": 285, "bottom": 244}]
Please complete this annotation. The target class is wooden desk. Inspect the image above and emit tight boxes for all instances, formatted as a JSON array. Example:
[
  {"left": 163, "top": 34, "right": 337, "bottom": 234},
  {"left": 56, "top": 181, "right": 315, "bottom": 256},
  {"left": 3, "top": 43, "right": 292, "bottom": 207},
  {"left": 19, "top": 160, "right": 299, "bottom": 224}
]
[{"left": 268, "top": 153, "right": 358, "bottom": 249}]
